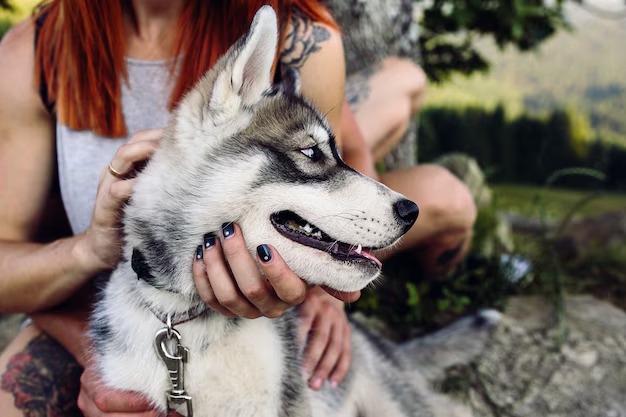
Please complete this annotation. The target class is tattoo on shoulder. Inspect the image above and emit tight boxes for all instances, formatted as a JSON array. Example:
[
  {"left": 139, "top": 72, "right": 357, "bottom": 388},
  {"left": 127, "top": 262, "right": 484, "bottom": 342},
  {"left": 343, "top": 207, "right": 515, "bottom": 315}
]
[
  {"left": 280, "top": 9, "right": 331, "bottom": 70},
  {"left": 1, "top": 333, "right": 83, "bottom": 417}
]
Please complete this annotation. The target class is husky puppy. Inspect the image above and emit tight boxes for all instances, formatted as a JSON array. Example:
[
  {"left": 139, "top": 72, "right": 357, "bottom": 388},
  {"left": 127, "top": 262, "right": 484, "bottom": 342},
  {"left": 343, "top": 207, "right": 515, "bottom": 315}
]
[{"left": 91, "top": 6, "right": 499, "bottom": 417}]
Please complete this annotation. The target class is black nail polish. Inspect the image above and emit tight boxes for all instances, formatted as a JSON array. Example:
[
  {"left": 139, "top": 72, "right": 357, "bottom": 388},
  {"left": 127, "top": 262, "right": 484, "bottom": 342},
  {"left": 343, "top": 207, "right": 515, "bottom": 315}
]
[
  {"left": 195, "top": 245, "right": 203, "bottom": 261},
  {"left": 257, "top": 244, "right": 272, "bottom": 263},
  {"left": 222, "top": 222, "right": 235, "bottom": 238},
  {"left": 204, "top": 233, "right": 216, "bottom": 249}
]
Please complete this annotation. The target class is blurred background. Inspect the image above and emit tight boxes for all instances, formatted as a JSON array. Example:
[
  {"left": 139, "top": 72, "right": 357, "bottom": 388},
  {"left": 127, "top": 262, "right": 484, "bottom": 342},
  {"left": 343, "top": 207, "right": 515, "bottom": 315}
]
[{"left": 1, "top": 0, "right": 625, "bottom": 413}]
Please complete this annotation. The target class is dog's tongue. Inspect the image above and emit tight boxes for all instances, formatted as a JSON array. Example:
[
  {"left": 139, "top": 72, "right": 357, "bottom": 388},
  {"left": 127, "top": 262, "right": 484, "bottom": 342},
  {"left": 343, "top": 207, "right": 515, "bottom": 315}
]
[
  {"left": 359, "top": 249, "right": 382, "bottom": 269},
  {"left": 345, "top": 244, "right": 382, "bottom": 269}
]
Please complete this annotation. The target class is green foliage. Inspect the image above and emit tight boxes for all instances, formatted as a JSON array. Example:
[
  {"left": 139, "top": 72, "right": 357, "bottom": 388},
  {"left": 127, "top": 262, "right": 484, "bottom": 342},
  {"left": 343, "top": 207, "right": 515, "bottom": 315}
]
[
  {"left": 417, "top": 0, "right": 573, "bottom": 81},
  {"left": 493, "top": 184, "right": 626, "bottom": 219},
  {"left": 418, "top": 105, "right": 626, "bottom": 190},
  {"left": 0, "top": 0, "right": 39, "bottom": 39},
  {"left": 425, "top": 12, "right": 626, "bottom": 147}
]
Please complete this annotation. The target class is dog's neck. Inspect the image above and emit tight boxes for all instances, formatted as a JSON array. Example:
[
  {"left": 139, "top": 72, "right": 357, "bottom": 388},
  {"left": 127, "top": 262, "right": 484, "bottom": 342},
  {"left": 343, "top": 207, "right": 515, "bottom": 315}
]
[{"left": 124, "top": 251, "right": 210, "bottom": 321}]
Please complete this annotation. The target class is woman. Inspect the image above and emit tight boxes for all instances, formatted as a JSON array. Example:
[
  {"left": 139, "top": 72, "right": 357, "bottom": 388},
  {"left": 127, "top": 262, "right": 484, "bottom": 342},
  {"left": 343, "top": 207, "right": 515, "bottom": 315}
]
[{"left": 0, "top": 1, "right": 355, "bottom": 416}]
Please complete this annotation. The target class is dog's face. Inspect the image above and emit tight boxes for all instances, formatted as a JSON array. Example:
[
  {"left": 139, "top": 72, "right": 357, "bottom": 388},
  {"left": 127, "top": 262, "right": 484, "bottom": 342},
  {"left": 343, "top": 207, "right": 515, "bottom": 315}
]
[{"left": 128, "top": 7, "right": 418, "bottom": 295}]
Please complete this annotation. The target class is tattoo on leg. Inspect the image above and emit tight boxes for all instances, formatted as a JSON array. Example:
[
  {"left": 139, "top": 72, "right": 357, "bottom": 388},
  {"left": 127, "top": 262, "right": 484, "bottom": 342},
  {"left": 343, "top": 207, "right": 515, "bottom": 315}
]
[
  {"left": 1, "top": 334, "right": 82, "bottom": 417},
  {"left": 345, "top": 64, "right": 380, "bottom": 112},
  {"left": 280, "top": 9, "right": 330, "bottom": 70}
]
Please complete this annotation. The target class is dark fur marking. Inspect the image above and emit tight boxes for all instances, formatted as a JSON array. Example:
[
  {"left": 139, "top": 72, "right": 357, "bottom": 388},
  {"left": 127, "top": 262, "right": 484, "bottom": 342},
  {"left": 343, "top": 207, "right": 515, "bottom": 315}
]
[
  {"left": 276, "top": 312, "right": 307, "bottom": 417},
  {"left": 0, "top": 334, "right": 82, "bottom": 417},
  {"left": 131, "top": 248, "right": 156, "bottom": 283},
  {"left": 129, "top": 219, "right": 176, "bottom": 289},
  {"left": 256, "top": 143, "right": 347, "bottom": 186}
]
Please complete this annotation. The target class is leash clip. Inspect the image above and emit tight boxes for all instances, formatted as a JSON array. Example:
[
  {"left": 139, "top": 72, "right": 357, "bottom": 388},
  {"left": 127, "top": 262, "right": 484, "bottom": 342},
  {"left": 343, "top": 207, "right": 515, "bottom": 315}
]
[{"left": 154, "top": 319, "right": 193, "bottom": 417}]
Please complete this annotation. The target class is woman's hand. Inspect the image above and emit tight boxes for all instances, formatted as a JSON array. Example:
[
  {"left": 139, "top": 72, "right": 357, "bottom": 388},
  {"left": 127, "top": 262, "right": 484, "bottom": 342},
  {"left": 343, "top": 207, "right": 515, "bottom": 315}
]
[
  {"left": 192, "top": 223, "right": 309, "bottom": 319},
  {"left": 76, "top": 129, "right": 162, "bottom": 274},
  {"left": 191, "top": 225, "right": 357, "bottom": 389},
  {"left": 298, "top": 287, "right": 352, "bottom": 390},
  {"left": 192, "top": 222, "right": 360, "bottom": 318},
  {"left": 77, "top": 363, "right": 161, "bottom": 417}
]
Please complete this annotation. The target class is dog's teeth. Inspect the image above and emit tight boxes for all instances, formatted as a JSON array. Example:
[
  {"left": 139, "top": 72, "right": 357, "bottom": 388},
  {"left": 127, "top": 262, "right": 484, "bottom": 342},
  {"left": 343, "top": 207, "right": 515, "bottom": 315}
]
[
  {"left": 302, "top": 223, "right": 314, "bottom": 234},
  {"left": 355, "top": 244, "right": 362, "bottom": 254}
]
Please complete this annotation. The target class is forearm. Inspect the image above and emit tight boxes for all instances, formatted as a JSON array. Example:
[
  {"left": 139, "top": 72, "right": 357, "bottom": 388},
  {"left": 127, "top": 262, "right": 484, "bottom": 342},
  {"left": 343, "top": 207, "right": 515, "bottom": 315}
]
[{"left": 0, "top": 234, "right": 103, "bottom": 313}]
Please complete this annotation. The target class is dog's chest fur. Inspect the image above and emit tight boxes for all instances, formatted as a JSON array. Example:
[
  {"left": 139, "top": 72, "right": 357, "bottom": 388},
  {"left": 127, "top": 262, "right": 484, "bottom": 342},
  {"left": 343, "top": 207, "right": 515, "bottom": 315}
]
[{"left": 95, "top": 268, "right": 307, "bottom": 416}]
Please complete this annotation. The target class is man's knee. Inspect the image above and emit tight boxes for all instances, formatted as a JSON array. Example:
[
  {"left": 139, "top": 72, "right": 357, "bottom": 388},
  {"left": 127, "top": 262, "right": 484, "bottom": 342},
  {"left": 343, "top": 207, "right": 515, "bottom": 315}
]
[{"left": 415, "top": 164, "right": 477, "bottom": 230}]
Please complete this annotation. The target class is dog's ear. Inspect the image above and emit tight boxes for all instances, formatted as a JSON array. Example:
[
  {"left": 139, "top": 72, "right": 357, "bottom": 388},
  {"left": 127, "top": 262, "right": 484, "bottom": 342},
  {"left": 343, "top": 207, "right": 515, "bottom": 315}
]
[
  {"left": 171, "top": 7, "right": 277, "bottom": 141},
  {"left": 211, "top": 6, "right": 278, "bottom": 108}
]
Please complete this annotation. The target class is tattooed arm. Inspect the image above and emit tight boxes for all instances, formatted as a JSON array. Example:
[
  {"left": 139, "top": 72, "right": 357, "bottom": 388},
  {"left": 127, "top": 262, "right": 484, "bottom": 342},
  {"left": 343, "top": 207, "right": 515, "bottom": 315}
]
[
  {"left": 279, "top": 9, "right": 345, "bottom": 146},
  {"left": 279, "top": 10, "right": 377, "bottom": 180}
]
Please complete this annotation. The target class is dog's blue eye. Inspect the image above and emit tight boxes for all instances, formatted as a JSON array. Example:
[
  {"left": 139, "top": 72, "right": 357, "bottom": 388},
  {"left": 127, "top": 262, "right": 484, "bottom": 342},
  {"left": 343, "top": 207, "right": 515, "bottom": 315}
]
[{"left": 300, "top": 146, "right": 323, "bottom": 162}]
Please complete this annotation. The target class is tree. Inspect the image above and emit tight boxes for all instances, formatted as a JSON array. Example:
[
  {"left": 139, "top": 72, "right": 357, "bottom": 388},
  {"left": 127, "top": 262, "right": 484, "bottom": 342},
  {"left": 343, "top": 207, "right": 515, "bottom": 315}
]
[{"left": 417, "top": 0, "right": 576, "bottom": 82}]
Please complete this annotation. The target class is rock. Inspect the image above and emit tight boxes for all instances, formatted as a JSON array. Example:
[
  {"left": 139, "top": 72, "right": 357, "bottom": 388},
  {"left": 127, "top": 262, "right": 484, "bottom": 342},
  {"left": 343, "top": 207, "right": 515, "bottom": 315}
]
[{"left": 444, "top": 296, "right": 626, "bottom": 417}]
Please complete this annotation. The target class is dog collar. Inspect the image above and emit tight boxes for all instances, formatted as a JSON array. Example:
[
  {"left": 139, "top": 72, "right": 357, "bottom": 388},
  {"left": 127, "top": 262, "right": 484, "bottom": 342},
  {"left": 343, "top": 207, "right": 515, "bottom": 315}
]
[
  {"left": 145, "top": 301, "right": 211, "bottom": 327},
  {"left": 131, "top": 248, "right": 211, "bottom": 326}
]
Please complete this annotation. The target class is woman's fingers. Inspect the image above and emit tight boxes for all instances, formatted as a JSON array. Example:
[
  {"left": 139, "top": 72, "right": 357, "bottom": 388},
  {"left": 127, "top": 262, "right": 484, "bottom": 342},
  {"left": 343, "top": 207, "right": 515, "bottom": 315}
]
[
  {"left": 256, "top": 244, "right": 307, "bottom": 306},
  {"left": 107, "top": 139, "right": 160, "bottom": 180},
  {"left": 192, "top": 246, "right": 236, "bottom": 318},
  {"left": 303, "top": 315, "right": 334, "bottom": 390},
  {"left": 78, "top": 366, "right": 158, "bottom": 417},
  {"left": 219, "top": 224, "right": 291, "bottom": 318},
  {"left": 297, "top": 289, "right": 352, "bottom": 390},
  {"left": 190, "top": 224, "right": 312, "bottom": 323},
  {"left": 127, "top": 128, "right": 164, "bottom": 144},
  {"left": 328, "top": 323, "right": 352, "bottom": 387},
  {"left": 201, "top": 230, "right": 262, "bottom": 319}
]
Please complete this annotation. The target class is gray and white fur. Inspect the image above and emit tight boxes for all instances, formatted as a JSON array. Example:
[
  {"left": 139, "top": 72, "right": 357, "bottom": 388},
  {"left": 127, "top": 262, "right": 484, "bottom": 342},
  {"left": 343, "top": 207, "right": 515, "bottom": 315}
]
[{"left": 91, "top": 7, "right": 499, "bottom": 417}]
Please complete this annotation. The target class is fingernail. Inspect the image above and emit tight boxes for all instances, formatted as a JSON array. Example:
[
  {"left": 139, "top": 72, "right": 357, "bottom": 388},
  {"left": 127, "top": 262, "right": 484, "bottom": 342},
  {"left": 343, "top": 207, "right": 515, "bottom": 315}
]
[
  {"left": 310, "top": 376, "right": 323, "bottom": 390},
  {"left": 204, "top": 233, "right": 216, "bottom": 249},
  {"left": 221, "top": 222, "right": 235, "bottom": 238},
  {"left": 257, "top": 244, "right": 272, "bottom": 263},
  {"left": 330, "top": 379, "right": 338, "bottom": 389},
  {"left": 195, "top": 245, "right": 203, "bottom": 261}
]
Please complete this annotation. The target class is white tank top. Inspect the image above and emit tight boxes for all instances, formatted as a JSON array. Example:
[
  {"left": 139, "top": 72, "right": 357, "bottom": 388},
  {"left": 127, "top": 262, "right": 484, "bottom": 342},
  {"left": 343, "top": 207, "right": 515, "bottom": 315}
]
[{"left": 56, "top": 58, "right": 173, "bottom": 234}]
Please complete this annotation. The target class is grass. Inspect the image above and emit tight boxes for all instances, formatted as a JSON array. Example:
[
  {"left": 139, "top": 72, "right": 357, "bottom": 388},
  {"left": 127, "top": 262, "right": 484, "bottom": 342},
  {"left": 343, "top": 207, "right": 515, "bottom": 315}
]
[
  {"left": 492, "top": 184, "right": 626, "bottom": 220},
  {"left": 492, "top": 183, "right": 626, "bottom": 312}
]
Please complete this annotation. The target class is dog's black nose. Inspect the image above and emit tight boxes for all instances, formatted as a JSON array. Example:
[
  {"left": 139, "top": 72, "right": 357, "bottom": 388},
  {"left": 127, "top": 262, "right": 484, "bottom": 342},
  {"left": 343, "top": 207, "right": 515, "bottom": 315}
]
[{"left": 393, "top": 199, "right": 419, "bottom": 232}]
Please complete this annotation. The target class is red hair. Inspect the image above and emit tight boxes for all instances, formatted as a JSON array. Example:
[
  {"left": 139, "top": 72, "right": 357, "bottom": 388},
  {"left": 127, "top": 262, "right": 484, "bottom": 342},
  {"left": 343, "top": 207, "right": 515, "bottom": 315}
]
[{"left": 35, "top": 0, "right": 337, "bottom": 137}]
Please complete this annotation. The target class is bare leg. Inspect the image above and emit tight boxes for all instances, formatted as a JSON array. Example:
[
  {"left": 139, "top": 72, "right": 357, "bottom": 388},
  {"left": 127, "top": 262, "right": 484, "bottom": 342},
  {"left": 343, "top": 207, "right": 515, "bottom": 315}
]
[
  {"left": 378, "top": 165, "right": 477, "bottom": 277},
  {"left": 0, "top": 325, "right": 82, "bottom": 417},
  {"left": 346, "top": 58, "right": 475, "bottom": 277}
]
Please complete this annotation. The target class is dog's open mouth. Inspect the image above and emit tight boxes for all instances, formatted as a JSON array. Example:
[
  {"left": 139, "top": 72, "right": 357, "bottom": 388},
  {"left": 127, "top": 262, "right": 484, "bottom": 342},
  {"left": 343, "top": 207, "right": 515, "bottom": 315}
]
[{"left": 270, "top": 211, "right": 382, "bottom": 269}]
